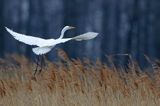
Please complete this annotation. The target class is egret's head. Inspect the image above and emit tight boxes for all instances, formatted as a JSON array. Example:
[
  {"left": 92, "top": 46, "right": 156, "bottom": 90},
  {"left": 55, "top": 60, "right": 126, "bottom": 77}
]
[
  {"left": 59, "top": 26, "right": 75, "bottom": 39},
  {"left": 64, "top": 26, "right": 75, "bottom": 30}
]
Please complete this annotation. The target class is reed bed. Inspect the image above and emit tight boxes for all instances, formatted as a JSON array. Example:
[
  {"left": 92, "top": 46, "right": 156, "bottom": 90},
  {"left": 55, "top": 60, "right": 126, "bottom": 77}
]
[{"left": 0, "top": 51, "right": 160, "bottom": 106}]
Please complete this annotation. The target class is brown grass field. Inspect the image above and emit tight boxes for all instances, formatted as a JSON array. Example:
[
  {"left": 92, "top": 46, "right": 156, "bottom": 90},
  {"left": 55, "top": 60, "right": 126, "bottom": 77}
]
[{"left": 0, "top": 51, "right": 160, "bottom": 106}]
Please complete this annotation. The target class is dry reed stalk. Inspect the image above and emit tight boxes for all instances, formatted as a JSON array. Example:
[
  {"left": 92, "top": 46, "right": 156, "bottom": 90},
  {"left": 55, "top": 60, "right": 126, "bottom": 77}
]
[{"left": 0, "top": 53, "right": 160, "bottom": 106}]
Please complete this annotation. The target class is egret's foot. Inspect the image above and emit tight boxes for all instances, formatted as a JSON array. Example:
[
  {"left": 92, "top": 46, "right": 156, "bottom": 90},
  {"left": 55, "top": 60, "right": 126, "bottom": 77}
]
[
  {"left": 38, "top": 69, "right": 42, "bottom": 75},
  {"left": 33, "top": 69, "right": 38, "bottom": 76}
]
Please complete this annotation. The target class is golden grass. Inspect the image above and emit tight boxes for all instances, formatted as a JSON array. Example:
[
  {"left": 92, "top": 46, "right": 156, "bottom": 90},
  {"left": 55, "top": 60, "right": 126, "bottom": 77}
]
[{"left": 0, "top": 51, "right": 160, "bottom": 106}]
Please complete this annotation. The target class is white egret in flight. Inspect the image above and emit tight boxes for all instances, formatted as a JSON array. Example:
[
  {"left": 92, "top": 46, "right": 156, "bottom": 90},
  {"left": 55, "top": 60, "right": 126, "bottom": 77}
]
[{"left": 5, "top": 26, "right": 98, "bottom": 75}]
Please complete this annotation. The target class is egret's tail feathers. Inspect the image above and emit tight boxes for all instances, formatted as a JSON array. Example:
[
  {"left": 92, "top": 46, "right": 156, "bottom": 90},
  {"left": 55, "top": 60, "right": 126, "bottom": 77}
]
[
  {"left": 73, "top": 32, "right": 98, "bottom": 41},
  {"left": 32, "top": 46, "right": 53, "bottom": 55}
]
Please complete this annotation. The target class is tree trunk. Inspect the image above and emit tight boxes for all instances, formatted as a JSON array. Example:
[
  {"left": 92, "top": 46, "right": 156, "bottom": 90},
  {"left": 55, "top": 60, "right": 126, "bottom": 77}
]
[{"left": 0, "top": 0, "right": 4, "bottom": 57}]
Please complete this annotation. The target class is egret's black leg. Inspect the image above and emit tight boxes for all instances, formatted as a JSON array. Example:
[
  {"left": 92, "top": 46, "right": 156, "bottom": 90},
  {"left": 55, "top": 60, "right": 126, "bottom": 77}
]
[
  {"left": 42, "top": 55, "right": 46, "bottom": 69},
  {"left": 39, "top": 55, "right": 46, "bottom": 74},
  {"left": 38, "top": 55, "right": 42, "bottom": 74},
  {"left": 34, "top": 55, "right": 40, "bottom": 76}
]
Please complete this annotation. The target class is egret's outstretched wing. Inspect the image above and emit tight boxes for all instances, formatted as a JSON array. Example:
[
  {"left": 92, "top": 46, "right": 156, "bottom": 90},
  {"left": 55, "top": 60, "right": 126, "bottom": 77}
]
[
  {"left": 32, "top": 38, "right": 72, "bottom": 55},
  {"left": 72, "top": 32, "right": 98, "bottom": 41},
  {"left": 5, "top": 27, "right": 47, "bottom": 47}
]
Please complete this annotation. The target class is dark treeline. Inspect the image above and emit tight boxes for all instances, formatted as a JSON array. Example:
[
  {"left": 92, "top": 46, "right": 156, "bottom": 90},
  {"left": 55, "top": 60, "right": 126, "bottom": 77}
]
[{"left": 0, "top": 0, "right": 160, "bottom": 66}]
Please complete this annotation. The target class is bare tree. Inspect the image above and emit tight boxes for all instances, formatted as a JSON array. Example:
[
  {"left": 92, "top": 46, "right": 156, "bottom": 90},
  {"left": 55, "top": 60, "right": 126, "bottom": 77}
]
[{"left": 0, "top": 0, "right": 4, "bottom": 57}]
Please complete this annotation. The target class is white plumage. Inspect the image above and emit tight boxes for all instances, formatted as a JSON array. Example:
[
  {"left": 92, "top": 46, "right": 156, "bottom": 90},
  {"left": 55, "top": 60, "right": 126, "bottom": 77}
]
[
  {"left": 73, "top": 32, "right": 98, "bottom": 41},
  {"left": 5, "top": 26, "right": 98, "bottom": 55},
  {"left": 32, "top": 46, "right": 53, "bottom": 55}
]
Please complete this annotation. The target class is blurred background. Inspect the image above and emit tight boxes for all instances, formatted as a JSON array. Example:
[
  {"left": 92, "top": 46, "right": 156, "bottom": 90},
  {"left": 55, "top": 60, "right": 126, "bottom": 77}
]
[{"left": 0, "top": 0, "right": 160, "bottom": 66}]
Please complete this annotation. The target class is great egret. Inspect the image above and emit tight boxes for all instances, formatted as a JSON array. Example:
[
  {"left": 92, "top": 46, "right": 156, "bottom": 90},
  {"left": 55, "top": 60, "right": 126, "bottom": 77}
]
[{"left": 5, "top": 26, "right": 98, "bottom": 75}]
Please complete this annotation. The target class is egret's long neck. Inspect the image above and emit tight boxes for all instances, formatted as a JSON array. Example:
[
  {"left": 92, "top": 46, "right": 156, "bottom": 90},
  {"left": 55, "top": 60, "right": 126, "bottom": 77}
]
[{"left": 59, "top": 27, "right": 68, "bottom": 39}]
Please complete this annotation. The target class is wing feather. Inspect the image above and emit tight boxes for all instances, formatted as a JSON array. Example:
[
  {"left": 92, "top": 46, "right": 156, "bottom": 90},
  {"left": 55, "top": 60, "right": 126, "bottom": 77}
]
[
  {"left": 72, "top": 32, "right": 98, "bottom": 41},
  {"left": 5, "top": 27, "right": 47, "bottom": 47}
]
